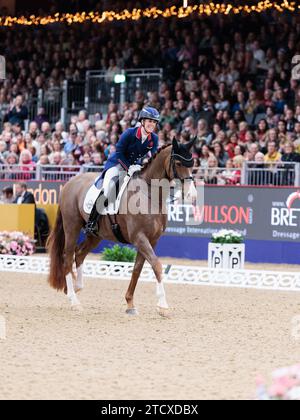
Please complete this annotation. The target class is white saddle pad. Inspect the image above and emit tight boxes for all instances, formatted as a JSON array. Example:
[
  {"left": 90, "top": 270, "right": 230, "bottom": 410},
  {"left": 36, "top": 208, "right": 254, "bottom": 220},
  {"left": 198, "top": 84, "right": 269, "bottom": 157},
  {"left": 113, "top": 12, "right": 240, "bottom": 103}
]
[
  {"left": 83, "top": 167, "right": 140, "bottom": 215},
  {"left": 83, "top": 184, "right": 101, "bottom": 214}
]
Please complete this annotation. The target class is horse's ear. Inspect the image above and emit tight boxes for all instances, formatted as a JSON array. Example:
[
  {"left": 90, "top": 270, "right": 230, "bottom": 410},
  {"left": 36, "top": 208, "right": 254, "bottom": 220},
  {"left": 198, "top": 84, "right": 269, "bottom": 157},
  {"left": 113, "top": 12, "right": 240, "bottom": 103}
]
[
  {"left": 172, "top": 137, "right": 179, "bottom": 152},
  {"left": 185, "top": 136, "right": 197, "bottom": 151}
]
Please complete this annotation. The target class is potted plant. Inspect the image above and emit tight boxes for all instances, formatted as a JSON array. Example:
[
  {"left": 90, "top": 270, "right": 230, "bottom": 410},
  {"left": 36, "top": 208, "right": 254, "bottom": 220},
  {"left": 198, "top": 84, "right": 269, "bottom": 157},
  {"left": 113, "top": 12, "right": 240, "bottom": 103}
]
[
  {"left": 101, "top": 245, "right": 137, "bottom": 263},
  {"left": 208, "top": 229, "right": 245, "bottom": 269}
]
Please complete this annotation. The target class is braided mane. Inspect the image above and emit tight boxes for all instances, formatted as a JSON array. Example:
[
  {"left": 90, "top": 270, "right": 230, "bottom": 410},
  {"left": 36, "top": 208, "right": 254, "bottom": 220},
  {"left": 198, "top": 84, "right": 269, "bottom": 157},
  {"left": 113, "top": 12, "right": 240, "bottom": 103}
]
[{"left": 140, "top": 144, "right": 171, "bottom": 173}]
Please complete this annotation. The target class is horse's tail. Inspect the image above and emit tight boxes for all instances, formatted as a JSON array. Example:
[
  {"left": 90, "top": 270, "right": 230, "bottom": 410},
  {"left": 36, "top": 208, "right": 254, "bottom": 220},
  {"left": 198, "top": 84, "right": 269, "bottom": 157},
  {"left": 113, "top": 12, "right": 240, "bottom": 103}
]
[{"left": 46, "top": 206, "right": 66, "bottom": 291}]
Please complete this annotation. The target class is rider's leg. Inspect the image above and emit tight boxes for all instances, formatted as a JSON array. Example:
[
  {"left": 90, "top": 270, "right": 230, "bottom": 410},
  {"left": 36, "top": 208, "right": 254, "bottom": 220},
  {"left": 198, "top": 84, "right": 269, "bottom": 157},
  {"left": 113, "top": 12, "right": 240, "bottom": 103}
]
[{"left": 84, "top": 165, "right": 121, "bottom": 236}]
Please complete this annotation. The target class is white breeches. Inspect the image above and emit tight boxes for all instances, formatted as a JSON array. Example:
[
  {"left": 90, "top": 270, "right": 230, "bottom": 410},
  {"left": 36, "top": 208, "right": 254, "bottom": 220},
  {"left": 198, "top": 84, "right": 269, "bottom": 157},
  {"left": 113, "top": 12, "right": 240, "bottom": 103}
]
[{"left": 102, "top": 164, "right": 123, "bottom": 196}]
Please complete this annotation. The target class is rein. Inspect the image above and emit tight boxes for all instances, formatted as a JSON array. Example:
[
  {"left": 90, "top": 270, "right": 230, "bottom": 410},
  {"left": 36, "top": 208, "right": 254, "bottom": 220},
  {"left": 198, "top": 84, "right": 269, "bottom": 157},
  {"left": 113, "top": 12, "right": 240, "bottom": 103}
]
[{"left": 139, "top": 145, "right": 195, "bottom": 202}]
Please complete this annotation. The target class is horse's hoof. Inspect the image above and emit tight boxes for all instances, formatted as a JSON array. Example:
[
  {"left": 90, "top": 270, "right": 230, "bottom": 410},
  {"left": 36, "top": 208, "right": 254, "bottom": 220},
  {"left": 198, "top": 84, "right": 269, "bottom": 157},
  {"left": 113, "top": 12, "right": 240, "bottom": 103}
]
[
  {"left": 126, "top": 308, "right": 138, "bottom": 316},
  {"left": 71, "top": 304, "right": 84, "bottom": 312},
  {"left": 75, "top": 287, "right": 83, "bottom": 294},
  {"left": 157, "top": 306, "right": 171, "bottom": 318}
]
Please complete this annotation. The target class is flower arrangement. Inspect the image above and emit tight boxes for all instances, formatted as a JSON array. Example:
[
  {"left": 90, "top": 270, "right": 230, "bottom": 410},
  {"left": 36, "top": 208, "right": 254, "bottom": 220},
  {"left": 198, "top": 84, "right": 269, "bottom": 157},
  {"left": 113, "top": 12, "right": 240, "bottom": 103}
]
[
  {"left": 256, "top": 364, "right": 300, "bottom": 400},
  {"left": 0, "top": 231, "right": 35, "bottom": 256},
  {"left": 211, "top": 229, "right": 244, "bottom": 244}
]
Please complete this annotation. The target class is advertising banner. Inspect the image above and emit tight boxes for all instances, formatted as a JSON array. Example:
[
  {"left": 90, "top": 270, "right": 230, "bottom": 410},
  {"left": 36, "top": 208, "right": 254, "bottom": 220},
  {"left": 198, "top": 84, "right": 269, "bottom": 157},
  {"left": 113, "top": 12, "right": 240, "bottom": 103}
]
[
  {"left": 1, "top": 181, "right": 299, "bottom": 242},
  {"left": 0, "top": 181, "right": 64, "bottom": 205},
  {"left": 166, "top": 186, "right": 300, "bottom": 242}
]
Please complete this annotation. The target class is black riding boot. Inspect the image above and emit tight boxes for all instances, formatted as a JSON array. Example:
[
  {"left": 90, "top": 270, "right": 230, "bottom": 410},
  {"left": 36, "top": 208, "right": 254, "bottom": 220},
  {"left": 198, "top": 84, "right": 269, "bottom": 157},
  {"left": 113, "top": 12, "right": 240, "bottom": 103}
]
[{"left": 84, "top": 192, "right": 107, "bottom": 236}]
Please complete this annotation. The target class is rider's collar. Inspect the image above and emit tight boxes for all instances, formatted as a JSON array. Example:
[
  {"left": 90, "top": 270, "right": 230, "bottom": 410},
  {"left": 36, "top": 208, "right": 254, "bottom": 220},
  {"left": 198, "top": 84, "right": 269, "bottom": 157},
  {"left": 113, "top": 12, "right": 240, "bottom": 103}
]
[{"left": 136, "top": 126, "right": 151, "bottom": 141}]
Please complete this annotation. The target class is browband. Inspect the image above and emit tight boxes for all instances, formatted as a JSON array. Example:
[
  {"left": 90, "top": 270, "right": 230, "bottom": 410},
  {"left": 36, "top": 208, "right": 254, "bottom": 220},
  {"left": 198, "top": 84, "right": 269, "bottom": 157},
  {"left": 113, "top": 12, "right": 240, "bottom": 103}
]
[{"left": 171, "top": 153, "right": 194, "bottom": 168}]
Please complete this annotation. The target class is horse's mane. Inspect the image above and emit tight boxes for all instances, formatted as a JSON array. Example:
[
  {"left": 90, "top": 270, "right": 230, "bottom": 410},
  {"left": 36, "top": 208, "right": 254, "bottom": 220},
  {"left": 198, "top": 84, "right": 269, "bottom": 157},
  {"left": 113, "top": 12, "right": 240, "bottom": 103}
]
[{"left": 140, "top": 144, "right": 171, "bottom": 174}]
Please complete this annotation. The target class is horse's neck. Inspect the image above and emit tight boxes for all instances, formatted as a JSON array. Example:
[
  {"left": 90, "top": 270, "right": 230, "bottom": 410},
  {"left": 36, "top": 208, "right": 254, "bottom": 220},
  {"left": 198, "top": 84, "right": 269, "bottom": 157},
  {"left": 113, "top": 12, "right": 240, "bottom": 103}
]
[
  {"left": 141, "top": 148, "right": 169, "bottom": 182},
  {"left": 139, "top": 148, "right": 171, "bottom": 210}
]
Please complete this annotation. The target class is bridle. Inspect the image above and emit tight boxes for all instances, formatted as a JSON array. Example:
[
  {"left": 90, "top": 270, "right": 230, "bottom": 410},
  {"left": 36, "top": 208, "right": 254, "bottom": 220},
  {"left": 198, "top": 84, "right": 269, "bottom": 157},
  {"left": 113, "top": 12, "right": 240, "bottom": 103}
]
[
  {"left": 167, "top": 152, "right": 194, "bottom": 183},
  {"left": 166, "top": 151, "right": 195, "bottom": 201},
  {"left": 141, "top": 143, "right": 196, "bottom": 202}
]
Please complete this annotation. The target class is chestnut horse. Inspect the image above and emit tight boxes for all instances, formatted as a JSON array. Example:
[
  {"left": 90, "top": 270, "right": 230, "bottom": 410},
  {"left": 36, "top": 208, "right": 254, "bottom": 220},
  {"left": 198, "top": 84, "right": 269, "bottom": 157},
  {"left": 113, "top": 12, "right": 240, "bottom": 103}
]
[{"left": 47, "top": 138, "right": 197, "bottom": 316}]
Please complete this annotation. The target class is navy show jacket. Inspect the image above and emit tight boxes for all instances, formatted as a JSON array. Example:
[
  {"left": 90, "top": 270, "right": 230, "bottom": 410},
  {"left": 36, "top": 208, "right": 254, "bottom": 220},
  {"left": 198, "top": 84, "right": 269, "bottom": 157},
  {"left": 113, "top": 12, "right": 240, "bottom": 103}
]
[{"left": 104, "top": 126, "right": 158, "bottom": 171}]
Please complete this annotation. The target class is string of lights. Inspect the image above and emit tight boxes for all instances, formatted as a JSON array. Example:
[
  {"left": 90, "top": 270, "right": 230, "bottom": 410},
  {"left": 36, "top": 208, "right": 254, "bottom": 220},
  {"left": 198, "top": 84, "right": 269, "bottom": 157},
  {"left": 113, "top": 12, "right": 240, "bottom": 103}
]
[{"left": 0, "top": 1, "right": 298, "bottom": 27}]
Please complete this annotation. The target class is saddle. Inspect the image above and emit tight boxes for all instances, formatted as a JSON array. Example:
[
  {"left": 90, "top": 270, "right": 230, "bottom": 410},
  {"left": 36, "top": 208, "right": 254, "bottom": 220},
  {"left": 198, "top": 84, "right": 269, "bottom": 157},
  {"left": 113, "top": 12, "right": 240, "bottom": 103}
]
[{"left": 83, "top": 165, "right": 141, "bottom": 215}]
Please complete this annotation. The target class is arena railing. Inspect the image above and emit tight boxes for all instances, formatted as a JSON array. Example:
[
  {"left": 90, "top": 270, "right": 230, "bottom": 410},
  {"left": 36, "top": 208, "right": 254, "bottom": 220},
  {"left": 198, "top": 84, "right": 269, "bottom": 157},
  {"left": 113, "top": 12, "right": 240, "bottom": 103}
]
[
  {"left": 1, "top": 162, "right": 300, "bottom": 186},
  {"left": 192, "top": 161, "right": 300, "bottom": 186},
  {"left": 39, "top": 164, "right": 105, "bottom": 181},
  {"left": 0, "top": 164, "right": 38, "bottom": 181},
  {"left": 243, "top": 161, "right": 300, "bottom": 187}
]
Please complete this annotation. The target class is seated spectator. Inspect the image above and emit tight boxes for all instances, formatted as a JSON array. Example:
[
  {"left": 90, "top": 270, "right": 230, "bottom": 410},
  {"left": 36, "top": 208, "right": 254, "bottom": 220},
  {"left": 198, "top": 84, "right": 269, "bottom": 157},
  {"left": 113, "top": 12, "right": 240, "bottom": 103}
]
[
  {"left": 273, "top": 88, "right": 287, "bottom": 115},
  {"left": 219, "top": 159, "right": 237, "bottom": 185},
  {"left": 231, "top": 91, "right": 246, "bottom": 114},
  {"left": 0, "top": 140, "right": 8, "bottom": 162},
  {"left": 280, "top": 142, "right": 300, "bottom": 185},
  {"left": 244, "top": 91, "right": 261, "bottom": 116},
  {"left": 261, "top": 89, "right": 275, "bottom": 111},
  {"left": 238, "top": 121, "right": 249, "bottom": 144},
  {"left": 231, "top": 155, "right": 245, "bottom": 185},
  {"left": 0, "top": 186, "right": 14, "bottom": 203},
  {"left": 213, "top": 142, "right": 229, "bottom": 168},
  {"left": 13, "top": 182, "right": 35, "bottom": 204},
  {"left": 264, "top": 141, "right": 282, "bottom": 163},
  {"left": 18, "top": 149, "right": 36, "bottom": 180},
  {"left": 277, "top": 120, "right": 287, "bottom": 138},
  {"left": 5, "top": 152, "right": 19, "bottom": 165},
  {"left": 28, "top": 121, "right": 39, "bottom": 140},
  {"left": 255, "top": 119, "right": 269, "bottom": 144},
  {"left": 77, "top": 110, "right": 91, "bottom": 133},
  {"left": 225, "top": 118, "right": 237, "bottom": 136},
  {"left": 41, "top": 121, "right": 52, "bottom": 141},
  {"left": 34, "top": 107, "right": 49, "bottom": 129},
  {"left": 91, "top": 153, "right": 103, "bottom": 167},
  {"left": 203, "top": 156, "right": 218, "bottom": 185},
  {"left": 82, "top": 153, "right": 94, "bottom": 170},
  {"left": 234, "top": 144, "right": 246, "bottom": 159},
  {"left": 265, "top": 106, "right": 278, "bottom": 128},
  {"left": 199, "top": 144, "right": 212, "bottom": 168},
  {"left": 248, "top": 152, "right": 265, "bottom": 185},
  {"left": 225, "top": 133, "right": 238, "bottom": 158},
  {"left": 182, "top": 116, "right": 196, "bottom": 137},
  {"left": 263, "top": 128, "right": 277, "bottom": 152},
  {"left": 215, "top": 91, "right": 230, "bottom": 112},
  {"left": 285, "top": 109, "right": 297, "bottom": 133},
  {"left": 38, "top": 155, "right": 50, "bottom": 166}
]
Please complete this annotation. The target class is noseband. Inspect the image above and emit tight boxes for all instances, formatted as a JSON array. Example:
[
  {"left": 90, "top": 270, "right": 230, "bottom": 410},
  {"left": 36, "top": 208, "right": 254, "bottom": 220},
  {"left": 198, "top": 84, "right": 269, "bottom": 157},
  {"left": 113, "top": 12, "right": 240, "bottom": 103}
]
[{"left": 167, "top": 152, "right": 194, "bottom": 184}]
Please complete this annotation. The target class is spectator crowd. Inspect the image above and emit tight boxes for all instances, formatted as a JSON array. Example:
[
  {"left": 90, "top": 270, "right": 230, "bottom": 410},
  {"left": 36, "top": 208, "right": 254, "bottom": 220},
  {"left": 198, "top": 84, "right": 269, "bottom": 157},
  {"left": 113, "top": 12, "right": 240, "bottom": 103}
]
[{"left": 1, "top": 3, "right": 300, "bottom": 186}]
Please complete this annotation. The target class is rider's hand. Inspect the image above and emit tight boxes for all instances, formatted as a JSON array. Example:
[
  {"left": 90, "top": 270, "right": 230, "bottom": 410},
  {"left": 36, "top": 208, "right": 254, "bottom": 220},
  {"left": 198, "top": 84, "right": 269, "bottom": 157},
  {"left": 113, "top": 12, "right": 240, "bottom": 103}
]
[{"left": 128, "top": 164, "right": 142, "bottom": 176}]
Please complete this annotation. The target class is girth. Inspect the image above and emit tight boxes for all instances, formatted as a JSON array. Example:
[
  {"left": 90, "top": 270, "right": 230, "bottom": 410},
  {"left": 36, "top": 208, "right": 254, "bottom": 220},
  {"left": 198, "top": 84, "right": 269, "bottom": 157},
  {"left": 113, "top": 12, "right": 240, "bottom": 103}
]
[{"left": 107, "top": 214, "right": 129, "bottom": 244}]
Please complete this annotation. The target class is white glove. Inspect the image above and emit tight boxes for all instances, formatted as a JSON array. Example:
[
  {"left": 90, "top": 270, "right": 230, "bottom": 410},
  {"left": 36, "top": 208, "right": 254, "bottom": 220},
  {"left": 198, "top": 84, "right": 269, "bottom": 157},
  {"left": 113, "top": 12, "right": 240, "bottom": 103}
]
[{"left": 127, "top": 164, "right": 142, "bottom": 176}]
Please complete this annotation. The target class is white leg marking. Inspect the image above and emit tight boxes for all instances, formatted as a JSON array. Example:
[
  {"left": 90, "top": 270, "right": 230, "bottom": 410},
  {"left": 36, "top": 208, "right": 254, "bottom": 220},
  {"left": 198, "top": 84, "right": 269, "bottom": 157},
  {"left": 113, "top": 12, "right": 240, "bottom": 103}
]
[
  {"left": 75, "top": 265, "right": 84, "bottom": 291},
  {"left": 66, "top": 273, "right": 81, "bottom": 306},
  {"left": 156, "top": 282, "right": 169, "bottom": 309}
]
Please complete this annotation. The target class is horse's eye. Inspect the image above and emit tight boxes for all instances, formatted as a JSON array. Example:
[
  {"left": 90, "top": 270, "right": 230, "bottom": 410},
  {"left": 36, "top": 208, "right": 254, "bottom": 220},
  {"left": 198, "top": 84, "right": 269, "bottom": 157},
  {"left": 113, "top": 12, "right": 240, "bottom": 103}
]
[{"left": 176, "top": 162, "right": 182, "bottom": 167}]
